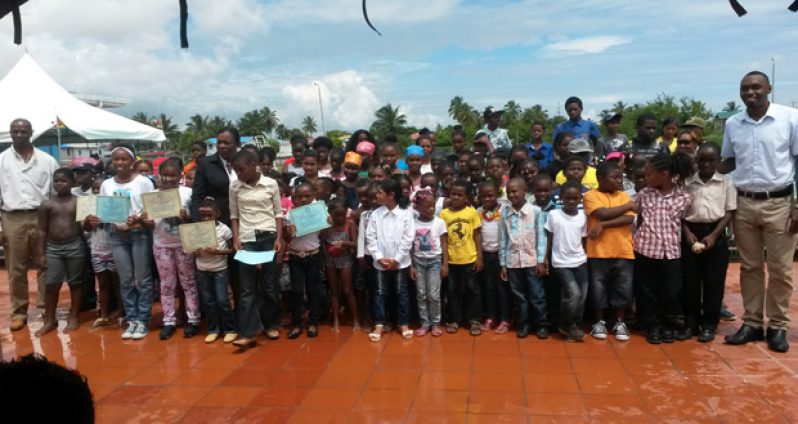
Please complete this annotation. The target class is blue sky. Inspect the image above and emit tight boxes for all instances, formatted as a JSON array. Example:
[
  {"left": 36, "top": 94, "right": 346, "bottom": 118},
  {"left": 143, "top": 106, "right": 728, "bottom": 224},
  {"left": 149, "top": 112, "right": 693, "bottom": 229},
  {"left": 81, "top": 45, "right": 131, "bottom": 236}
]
[{"left": 1, "top": 0, "right": 796, "bottom": 133}]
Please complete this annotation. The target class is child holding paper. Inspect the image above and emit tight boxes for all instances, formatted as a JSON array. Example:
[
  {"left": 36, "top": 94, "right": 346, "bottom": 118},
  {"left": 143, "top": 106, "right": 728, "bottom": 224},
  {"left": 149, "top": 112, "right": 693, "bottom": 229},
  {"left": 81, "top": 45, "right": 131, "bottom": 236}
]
[
  {"left": 96, "top": 145, "right": 155, "bottom": 340},
  {"left": 230, "top": 150, "right": 283, "bottom": 348},
  {"left": 195, "top": 197, "right": 238, "bottom": 343},
  {"left": 140, "top": 158, "right": 200, "bottom": 340},
  {"left": 283, "top": 182, "right": 325, "bottom": 339}
]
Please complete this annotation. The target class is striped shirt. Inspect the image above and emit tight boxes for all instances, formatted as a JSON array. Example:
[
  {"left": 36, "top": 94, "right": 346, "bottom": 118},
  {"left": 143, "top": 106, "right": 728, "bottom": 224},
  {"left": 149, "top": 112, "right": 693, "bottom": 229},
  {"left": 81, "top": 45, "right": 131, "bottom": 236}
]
[
  {"left": 633, "top": 186, "right": 692, "bottom": 259},
  {"left": 498, "top": 202, "right": 546, "bottom": 269}
]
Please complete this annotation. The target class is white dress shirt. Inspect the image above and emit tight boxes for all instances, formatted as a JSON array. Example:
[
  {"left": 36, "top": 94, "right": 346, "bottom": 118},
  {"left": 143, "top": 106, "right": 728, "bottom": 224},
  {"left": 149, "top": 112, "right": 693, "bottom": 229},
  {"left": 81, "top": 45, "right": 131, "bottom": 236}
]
[
  {"left": 721, "top": 103, "right": 798, "bottom": 191},
  {"left": 0, "top": 146, "right": 58, "bottom": 230},
  {"left": 366, "top": 204, "right": 416, "bottom": 271}
]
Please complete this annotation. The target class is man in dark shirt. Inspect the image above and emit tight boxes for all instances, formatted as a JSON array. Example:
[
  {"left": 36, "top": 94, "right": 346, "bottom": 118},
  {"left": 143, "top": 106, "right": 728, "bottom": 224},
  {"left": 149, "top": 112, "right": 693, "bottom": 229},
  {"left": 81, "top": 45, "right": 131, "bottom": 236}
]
[{"left": 631, "top": 113, "right": 668, "bottom": 160}]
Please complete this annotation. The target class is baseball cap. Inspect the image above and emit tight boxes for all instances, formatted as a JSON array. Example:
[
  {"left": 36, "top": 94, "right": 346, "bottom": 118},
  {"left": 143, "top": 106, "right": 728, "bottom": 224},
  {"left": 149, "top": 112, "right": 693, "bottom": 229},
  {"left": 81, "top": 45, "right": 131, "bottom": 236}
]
[
  {"left": 356, "top": 141, "right": 376, "bottom": 156},
  {"left": 682, "top": 116, "right": 706, "bottom": 130},
  {"left": 569, "top": 138, "right": 593, "bottom": 154},
  {"left": 344, "top": 151, "right": 362, "bottom": 167},
  {"left": 482, "top": 106, "right": 504, "bottom": 118},
  {"left": 72, "top": 163, "right": 96, "bottom": 173}
]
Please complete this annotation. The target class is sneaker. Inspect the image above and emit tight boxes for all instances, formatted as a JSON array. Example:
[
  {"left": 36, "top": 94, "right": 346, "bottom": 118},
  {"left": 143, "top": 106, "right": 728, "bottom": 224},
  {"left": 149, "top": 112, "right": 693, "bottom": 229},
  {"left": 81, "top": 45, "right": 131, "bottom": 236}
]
[
  {"left": 121, "top": 322, "right": 136, "bottom": 339},
  {"left": 481, "top": 319, "right": 494, "bottom": 331},
  {"left": 613, "top": 321, "right": 630, "bottom": 342},
  {"left": 223, "top": 333, "right": 238, "bottom": 343},
  {"left": 184, "top": 324, "right": 200, "bottom": 338},
  {"left": 205, "top": 333, "right": 219, "bottom": 343},
  {"left": 569, "top": 324, "right": 586, "bottom": 342},
  {"left": 131, "top": 322, "right": 149, "bottom": 340},
  {"left": 591, "top": 320, "right": 608, "bottom": 340},
  {"left": 159, "top": 325, "right": 176, "bottom": 340},
  {"left": 720, "top": 305, "right": 737, "bottom": 321}
]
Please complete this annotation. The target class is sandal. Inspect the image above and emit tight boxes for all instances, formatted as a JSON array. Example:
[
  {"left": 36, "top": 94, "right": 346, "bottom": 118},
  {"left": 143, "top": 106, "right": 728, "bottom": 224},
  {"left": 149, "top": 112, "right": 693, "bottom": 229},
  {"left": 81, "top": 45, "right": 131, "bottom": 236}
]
[
  {"left": 415, "top": 326, "right": 429, "bottom": 337},
  {"left": 431, "top": 325, "right": 443, "bottom": 337},
  {"left": 469, "top": 322, "right": 482, "bottom": 336},
  {"left": 368, "top": 325, "right": 384, "bottom": 342},
  {"left": 401, "top": 327, "right": 413, "bottom": 340},
  {"left": 232, "top": 337, "right": 256, "bottom": 349},
  {"left": 92, "top": 317, "right": 112, "bottom": 328},
  {"left": 481, "top": 319, "right": 494, "bottom": 331},
  {"left": 494, "top": 321, "right": 510, "bottom": 335},
  {"left": 445, "top": 323, "right": 459, "bottom": 334}
]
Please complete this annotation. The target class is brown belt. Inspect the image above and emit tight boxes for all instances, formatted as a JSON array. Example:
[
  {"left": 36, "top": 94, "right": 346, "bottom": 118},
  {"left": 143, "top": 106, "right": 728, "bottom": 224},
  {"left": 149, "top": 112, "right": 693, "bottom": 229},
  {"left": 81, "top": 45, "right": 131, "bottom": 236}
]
[{"left": 288, "top": 248, "right": 319, "bottom": 258}]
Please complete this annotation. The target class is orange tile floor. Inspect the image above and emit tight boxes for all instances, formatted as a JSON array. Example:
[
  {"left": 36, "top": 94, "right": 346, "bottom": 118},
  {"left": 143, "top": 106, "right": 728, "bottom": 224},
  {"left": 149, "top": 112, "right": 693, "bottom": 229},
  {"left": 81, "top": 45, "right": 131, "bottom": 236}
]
[{"left": 2, "top": 264, "right": 798, "bottom": 423}]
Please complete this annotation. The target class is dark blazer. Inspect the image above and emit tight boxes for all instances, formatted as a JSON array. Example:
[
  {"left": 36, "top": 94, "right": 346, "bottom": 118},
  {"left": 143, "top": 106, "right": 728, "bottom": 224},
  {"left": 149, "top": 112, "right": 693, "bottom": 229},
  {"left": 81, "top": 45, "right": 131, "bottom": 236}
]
[{"left": 191, "top": 153, "right": 232, "bottom": 225}]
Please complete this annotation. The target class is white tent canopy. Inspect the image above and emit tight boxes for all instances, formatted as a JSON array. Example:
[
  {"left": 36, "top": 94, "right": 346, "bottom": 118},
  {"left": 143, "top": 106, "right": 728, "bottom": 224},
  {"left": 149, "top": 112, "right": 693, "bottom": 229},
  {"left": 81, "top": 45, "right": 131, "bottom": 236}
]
[{"left": 0, "top": 53, "right": 165, "bottom": 144}]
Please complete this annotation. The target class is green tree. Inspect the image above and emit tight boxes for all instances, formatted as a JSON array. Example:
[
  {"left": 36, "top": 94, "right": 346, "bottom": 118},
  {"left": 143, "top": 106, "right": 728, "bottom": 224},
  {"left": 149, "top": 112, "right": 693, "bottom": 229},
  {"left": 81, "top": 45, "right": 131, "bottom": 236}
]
[
  {"left": 370, "top": 103, "right": 407, "bottom": 139},
  {"left": 275, "top": 124, "right": 292, "bottom": 141},
  {"left": 448, "top": 96, "right": 481, "bottom": 127},
  {"left": 723, "top": 101, "right": 742, "bottom": 113},
  {"left": 301, "top": 116, "right": 318, "bottom": 136},
  {"left": 131, "top": 111, "right": 151, "bottom": 125},
  {"left": 237, "top": 107, "right": 280, "bottom": 136},
  {"left": 501, "top": 100, "right": 522, "bottom": 127},
  {"left": 186, "top": 114, "right": 212, "bottom": 138},
  {"left": 208, "top": 116, "right": 232, "bottom": 134}
]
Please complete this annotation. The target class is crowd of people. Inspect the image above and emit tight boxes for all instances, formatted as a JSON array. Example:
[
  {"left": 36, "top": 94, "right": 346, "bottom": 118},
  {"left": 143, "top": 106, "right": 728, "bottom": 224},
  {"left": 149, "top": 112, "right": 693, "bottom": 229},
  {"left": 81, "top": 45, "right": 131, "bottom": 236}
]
[{"left": 1, "top": 70, "right": 796, "bottom": 354}]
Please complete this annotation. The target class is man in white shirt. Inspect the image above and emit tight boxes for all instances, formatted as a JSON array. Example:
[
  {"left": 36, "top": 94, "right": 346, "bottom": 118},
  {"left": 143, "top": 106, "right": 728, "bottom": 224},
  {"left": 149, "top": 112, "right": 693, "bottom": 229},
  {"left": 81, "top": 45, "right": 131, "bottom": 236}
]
[
  {"left": 478, "top": 107, "right": 512, "bottom": 152},
  {"left": 720, "top": 71, "right": 798, "bottom": 353},
  {"left": 0, "top": 118, "right": 58, "bottom": 331}
]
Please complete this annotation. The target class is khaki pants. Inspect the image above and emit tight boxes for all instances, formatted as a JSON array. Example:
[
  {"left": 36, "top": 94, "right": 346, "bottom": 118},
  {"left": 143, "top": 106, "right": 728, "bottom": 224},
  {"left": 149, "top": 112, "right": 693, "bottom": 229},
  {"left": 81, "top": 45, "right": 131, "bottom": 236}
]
[
  {"left": 734, "top": 196, "right": 796, "bottom": 329},
  {"left": 2, "top": 210, "right": 45, "bottom": 320}
]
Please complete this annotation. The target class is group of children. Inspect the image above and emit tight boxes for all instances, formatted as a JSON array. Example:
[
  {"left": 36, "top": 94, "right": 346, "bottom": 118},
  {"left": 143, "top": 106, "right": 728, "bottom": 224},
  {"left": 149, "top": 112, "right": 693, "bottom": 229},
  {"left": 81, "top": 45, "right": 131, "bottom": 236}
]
[{"left": 36, "top": 120, "right": 736, "bottom": 347}]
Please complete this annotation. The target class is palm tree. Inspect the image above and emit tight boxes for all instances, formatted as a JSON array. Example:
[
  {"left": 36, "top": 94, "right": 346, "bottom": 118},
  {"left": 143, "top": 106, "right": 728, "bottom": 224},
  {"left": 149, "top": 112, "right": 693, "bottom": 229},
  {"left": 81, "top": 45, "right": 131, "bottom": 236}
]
[
  {"left": 611, "top": 101, "right": 627, "bottom": 114},
  {"left": 448, "top": 96, "right": 480, "bottom": 127},
  {"left": 186, "top": 114, "right": 211, "bottom": 137},
  {"left": 448, "top": 96, "right": 465, "bottom": 121},
  {"left": 275, "top": 124, "right": 291, "bottom": 141},
  {"left": 502, "top": 100, "right": 522, "bottom": 126},
  {"left": 723, "top": 101, "right": 742, "bottom": 113},
  {"left": 208, "top": 116, "right": 232, "bottom": 134},
  {"left": 301, "top": 116, "right": 317, "bottom": 136},
  {"left": 371, "top": 103, "right": 407, "bottom": 137},
  {"left": 521, "top": 104, "right": 549, "bottom": 124},
  {"left": 153, "top": 113, "right": 179, "bottom": 146},
  {"left": 131, "top": 111, "right": 150, "bottom": 124},
  {"left": 259, "top": 107, "right": 280, "bottom": 135}
]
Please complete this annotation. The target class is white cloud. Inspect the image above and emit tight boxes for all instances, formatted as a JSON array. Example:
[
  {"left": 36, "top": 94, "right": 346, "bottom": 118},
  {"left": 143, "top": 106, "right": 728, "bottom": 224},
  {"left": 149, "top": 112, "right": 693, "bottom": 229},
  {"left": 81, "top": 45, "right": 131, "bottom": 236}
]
[
  {"left": 544, "top": 36, "right": 630, "bottom": 56},
  {"left": 281, "top": 71, "right": 381, "bottom": 130}
]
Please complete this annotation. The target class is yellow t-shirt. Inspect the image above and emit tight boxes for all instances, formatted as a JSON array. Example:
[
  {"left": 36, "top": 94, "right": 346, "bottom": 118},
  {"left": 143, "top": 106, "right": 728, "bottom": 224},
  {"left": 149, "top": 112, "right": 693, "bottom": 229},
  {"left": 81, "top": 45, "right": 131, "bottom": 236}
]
[
  {"left": 656, "top": 136, "right": 678, "bottom": 153},
  {"left": 582, "top": 189, "right": 635, "bottom": 259},
  {"left": 555, "top": 166, "right": 599, "bottom": 190},
  {"left": 440, "top": 206, "right": 482, "bottom": 265}
]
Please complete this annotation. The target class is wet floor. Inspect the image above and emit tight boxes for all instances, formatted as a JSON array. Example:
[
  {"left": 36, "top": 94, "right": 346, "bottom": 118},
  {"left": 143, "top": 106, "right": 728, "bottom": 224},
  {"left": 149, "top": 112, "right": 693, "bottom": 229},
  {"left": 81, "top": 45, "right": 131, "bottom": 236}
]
[{"left": 2, "top": 264, "right": 798, "bottom": 423}]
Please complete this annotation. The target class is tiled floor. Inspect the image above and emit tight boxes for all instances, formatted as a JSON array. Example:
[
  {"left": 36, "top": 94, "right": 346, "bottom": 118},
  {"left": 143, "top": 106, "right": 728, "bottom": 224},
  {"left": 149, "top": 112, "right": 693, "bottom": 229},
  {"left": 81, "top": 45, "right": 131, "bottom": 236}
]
[{"left": 2, "top": 264, "right": 798, "bottom": 423}]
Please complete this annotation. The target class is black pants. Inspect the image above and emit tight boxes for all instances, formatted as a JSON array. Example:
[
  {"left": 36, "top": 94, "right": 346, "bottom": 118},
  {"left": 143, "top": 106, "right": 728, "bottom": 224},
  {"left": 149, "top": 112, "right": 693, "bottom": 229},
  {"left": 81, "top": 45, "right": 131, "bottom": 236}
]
[
  {"left": 289, "top": 253, "right": 323, "bottom": 327},
  {"left": 480, "top": 252, "right": 510, "bottom": 323},
  {"left": 447, "top": 263, "right": 483, "bottom": 324},
  {"left": 683, "top": 222, "right": 728, "bottom": 331},
  {"left": 634, "top": 253, "right": 682, "bottom": 330},
  {"left": 237, "top": 232, "right": 277, "bottom": 338}
]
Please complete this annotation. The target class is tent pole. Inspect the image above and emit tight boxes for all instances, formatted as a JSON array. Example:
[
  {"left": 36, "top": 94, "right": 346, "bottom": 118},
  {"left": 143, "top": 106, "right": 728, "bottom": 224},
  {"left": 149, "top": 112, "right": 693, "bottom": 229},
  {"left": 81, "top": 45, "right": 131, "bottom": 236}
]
[{"left": 56, "top": 118, "right": 62, "bottom": 164}]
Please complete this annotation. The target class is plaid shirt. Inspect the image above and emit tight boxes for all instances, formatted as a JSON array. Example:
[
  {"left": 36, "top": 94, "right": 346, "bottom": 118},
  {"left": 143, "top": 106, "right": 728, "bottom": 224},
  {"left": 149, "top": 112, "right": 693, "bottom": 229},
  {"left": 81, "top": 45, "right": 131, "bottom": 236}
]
[
  {"left": 499, "top": 202, "right": 546, "bottom": 268},
  {"left": 633, "top": 187, "right": 692, "bottom": 259}
]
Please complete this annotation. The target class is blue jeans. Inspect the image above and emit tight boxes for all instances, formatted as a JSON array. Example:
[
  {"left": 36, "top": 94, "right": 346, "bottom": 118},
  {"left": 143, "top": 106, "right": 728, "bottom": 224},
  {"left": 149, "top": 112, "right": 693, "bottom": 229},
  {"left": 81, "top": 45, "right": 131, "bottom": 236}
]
[
  {"left": 111, "top": 229, "right": 154, "bottom": 325},
  {"left": 237, "top": 232, "right": 277, "bottom": 338},
  {"left": 413, "top": 257, "right": 442, "bottom": 326},
  {"left": 507, "top": 267, "right": 549, "bottom": 328},
  {"left": 373, "top": 268, "right": 410, "bottom": 326},
  {"left": 197, "top": 269, "right": 238, "bottom": 334},
  {"left": 553, "top": 264, "right": 589, "bottom": 327}
]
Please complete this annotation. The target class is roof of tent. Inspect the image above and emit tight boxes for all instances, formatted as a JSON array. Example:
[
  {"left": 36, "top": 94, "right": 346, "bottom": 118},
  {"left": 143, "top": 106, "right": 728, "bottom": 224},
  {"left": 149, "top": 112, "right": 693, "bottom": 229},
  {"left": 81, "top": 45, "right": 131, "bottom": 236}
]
[{"left": 0, "top": 53, "right": 165, "bottom": 144}]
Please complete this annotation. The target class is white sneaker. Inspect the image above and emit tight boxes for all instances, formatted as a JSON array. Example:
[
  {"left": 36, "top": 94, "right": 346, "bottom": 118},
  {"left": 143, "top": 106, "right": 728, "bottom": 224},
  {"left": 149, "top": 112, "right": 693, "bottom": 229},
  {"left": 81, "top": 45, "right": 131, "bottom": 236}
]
[
  {"left": 121, "top": 322, "right": 137, "bottom": 339},
  {"left": 613, "top": 321, "right": 630, "bottom": 342},
  {"left": 131, "top": 322, "right": 149, "bottom": 340},
  {"left": 591, "top": 320, "right": 608, "bottom": 340}
]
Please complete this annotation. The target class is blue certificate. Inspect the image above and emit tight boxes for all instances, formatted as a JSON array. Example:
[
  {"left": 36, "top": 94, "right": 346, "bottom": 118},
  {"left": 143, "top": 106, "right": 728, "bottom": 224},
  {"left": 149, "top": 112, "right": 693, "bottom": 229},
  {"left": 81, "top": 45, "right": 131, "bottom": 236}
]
[
  {"left": 96, "top": 196, "right": 131, "bottom": 223},
  {"left": 289, "top": 201, "right": 330, "bottom": 237},
  {"left": 234, "top": 250, "right": 276, "bottom": 265}
]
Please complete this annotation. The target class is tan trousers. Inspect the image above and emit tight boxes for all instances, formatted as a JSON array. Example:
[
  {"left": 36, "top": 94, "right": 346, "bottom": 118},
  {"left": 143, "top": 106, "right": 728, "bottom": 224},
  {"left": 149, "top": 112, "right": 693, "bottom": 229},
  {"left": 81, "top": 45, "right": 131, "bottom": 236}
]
[
  {"left": 734, "top": 196, "right": 796, "bottom": 329},
  {"left": 1, "top": 210, "right": 45, "bottom": 320}
]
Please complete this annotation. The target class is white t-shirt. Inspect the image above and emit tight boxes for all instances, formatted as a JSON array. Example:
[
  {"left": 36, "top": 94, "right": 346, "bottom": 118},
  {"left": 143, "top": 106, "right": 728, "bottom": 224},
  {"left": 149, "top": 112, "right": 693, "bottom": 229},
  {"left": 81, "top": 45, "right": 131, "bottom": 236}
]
[
  {"left": 413, "top": 216, "right": 447, "bottom": 259},
  {"left": 477, "top": 207, "right": 500, "bottom": 253},
  {"left": 544, "top": 209, "right": 587, "bottom": 268},
  {"left": 421, "top": 163, "right": 433, "bottom": 175},
  {"left": 196, "top": 222, "right": 233, "bottom": 272},
  {"left": 99, "top": 174, "right": 155, "bottom": 216},
  {"left": 153, "top": 186, "right": 192, "bottom": 248}
]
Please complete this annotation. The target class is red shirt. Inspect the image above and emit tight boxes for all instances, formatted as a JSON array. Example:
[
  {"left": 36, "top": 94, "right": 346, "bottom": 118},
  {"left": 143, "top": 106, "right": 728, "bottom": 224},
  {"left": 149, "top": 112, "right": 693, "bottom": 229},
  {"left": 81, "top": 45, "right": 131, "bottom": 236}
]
[{"left": 633, "top": 187, "right": 692, "bottom": 259}]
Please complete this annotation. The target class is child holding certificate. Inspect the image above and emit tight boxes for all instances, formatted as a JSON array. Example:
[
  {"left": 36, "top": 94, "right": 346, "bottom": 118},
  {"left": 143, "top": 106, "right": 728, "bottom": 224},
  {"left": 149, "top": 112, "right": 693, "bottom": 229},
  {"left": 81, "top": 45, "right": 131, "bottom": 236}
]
[
  {"left": 141, "top": 159, "right": 200, "bottom": 340},
  {"left": 284, "top": 183, "right": 324, "bottom": 339},
  {"left": 96, "top": 145, "right": 155, "bottom": 340}
]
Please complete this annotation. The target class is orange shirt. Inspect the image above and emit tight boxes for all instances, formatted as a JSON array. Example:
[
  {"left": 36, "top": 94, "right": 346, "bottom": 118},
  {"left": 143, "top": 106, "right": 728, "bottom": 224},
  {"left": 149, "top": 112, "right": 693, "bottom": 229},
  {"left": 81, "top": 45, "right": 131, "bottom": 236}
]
[{"left": 583, "top": 189, "right": 634, "bottom": 259}]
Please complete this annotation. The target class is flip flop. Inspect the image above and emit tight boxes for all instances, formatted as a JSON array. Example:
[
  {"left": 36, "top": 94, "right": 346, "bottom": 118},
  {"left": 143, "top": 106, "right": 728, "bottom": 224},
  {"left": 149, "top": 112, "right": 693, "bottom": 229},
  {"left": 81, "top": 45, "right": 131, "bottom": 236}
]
[
  {"left": 368, "top": 325, "right": 384, "bottom": 342},
  {"left": 92, "top": 317, "right": 112, "bottom": 328},
  {"left": 402, "top": 328, "right": 413, "bottom": 340}
]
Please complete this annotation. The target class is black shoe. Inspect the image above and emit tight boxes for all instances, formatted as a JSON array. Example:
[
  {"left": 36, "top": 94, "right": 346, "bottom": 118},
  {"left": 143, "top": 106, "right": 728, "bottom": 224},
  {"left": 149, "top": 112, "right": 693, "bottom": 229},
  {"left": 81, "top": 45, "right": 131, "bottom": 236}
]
[
  {"left": 184, "top": 324, "right": 200, "bottom": 338},
  {"left": 661, "top": 329, "right": 675, "bottom": 343},
  {"left": 724, "top": 325, "right": 765, "bottom": 345},
  {"left": 568, "top": 324, "right": 585, "bottom": 342},
  {"left": 307, "top": 326, "right": 318, "bottom": 338},
  {"left": 697, "top": 329, "right": 716, "bottom": 343},
  {"left": 719, "top": 305, "right": 736, "bottom": 321},
  {"left": 536, "top": 326, "right": 550, "bottom": 340},
  {"left": 675, "top": 327, "right": 695, "bottom": 341},
  {"left": 516, "top": 325, "right": 530, "bottom": 339},
  {"left": 159, "top": 325, "right": 176, "bottom": 340},
  {"left": 646, "top": 327, "right": 662, "bottom": 345},
  {"left": 766, "top": 328, "right": 789, "bottom": 353},
  {"left": 287, "top": 327, "right": 303, "bottom": 339}
]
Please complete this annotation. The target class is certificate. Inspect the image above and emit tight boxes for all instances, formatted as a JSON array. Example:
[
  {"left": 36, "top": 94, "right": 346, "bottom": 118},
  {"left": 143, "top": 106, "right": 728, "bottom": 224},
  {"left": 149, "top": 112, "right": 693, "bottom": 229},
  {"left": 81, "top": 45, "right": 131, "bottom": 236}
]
[
  {"left": 234, "top": 250, "right": 275, "bottom": 265},
  {"left": 179, "top": 221, "right": 217, "bottom": 252},
  {"left": 75, "top": 195, "right": 96, "bottom": 222},
  {"left": 142, "top": 189, "right": 181, "bottom": 219},
  {"left": 289, "top": 201, "right": 330, "bottom": 237},
  {"left": 96, "top": 196, "right": 130, "bottom": 223}
]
